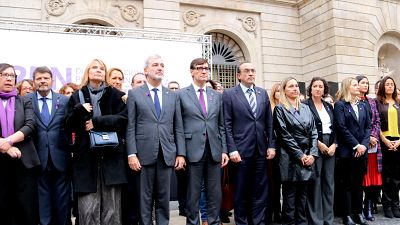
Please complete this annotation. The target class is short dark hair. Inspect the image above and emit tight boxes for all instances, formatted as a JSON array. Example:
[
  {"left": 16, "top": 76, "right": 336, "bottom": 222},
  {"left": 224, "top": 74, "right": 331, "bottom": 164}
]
[
  {"left": 355, "top": 75, "right": 369, "bottom": 96},
  {"left": 32, "top": 66, "right": 53, "bottom": 80},
  {"left": 307, "top": 77, "right": 329, "bottom": 98},
  {"left": 236, "top": 61, "right": 252, "bottom": 74},
  {"left": 168, "top": 81, "right": 179, "bottom": 86},
  {"left": 190, "top": 58, "right": 208, "bottom": 70},
  {"left": 0, "top": 63, "right": 17, "bottom": 84},
  {"left": 131, "top": 72, "right": 145, "bottom": 84}
]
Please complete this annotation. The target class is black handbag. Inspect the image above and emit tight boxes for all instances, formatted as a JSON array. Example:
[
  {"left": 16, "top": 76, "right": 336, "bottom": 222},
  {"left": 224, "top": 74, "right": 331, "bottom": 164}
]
[{"left": 78, "top": 90, "right": 119, "bottom": 150}]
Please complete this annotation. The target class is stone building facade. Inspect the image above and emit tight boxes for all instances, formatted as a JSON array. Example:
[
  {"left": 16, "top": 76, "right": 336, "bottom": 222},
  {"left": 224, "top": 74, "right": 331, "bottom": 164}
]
[{"left": 1, "top": 0, "right": 400, "bottom": 93}]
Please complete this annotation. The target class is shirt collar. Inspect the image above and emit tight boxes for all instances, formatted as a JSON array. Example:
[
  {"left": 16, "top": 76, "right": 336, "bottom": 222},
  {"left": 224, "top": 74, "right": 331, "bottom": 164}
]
[
  {"left": 192, "top": 82, "right": 207, "bottom": 92},
  {"left": 146, "top": 82, "right": 163, "bottom": 92},
  {"left": 239, "top": 83, "right": 254, "bottom": 94},
  {"left": 37, "top": 91, "right": 52, "bottom": 100}
]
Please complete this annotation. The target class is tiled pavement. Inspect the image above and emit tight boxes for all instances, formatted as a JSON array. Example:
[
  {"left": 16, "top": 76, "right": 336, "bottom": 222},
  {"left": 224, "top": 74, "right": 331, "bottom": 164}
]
[{"left": 169, "top": 202, "right": 400, "bottom": 225}]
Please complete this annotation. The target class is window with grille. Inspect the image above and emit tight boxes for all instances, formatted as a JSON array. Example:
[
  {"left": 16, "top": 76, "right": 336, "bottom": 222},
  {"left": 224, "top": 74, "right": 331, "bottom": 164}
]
[{"left": 207, "top": 32, "right": 245, "bottom": 89}]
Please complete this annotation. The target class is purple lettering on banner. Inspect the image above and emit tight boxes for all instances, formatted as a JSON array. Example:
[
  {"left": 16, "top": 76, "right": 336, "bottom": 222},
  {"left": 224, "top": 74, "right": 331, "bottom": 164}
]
[
  {"left": 14, "top": 65, "right": 27, "bottom": 82},
  {"left": 51, "top": 67, "right": 72, "bottom": 89}
]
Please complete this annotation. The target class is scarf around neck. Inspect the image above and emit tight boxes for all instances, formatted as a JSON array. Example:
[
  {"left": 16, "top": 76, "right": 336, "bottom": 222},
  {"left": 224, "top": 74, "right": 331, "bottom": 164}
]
[
  {"left": 87, "top": 84, "right": 106, "bottom": 117},
  {"left": 0, "top": 89, "right": 17, "bottom": 138}
]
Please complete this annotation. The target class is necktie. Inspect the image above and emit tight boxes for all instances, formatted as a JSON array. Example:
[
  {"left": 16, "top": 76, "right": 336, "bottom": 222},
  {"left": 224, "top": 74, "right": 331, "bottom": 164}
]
[
  {"left": 152, "top": 88, "right": 161, "bottom": 119},
  {"left": 247, "top": 88, "right": 256, "bottom": 116},
  {"left": 41, "top": 97, "right": 50, "bottom": 125},
  {"left": 199, "top": 89, "right": 207, "bottom": 117}
]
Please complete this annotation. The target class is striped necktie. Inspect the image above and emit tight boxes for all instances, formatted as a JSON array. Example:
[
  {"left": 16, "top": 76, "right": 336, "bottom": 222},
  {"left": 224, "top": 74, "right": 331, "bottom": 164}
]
[{"left": 247, "top": 88, "right": 256, "bottom": 116}]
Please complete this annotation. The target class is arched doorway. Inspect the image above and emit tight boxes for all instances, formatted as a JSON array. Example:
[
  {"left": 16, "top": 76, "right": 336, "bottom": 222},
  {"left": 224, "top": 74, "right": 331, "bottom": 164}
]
[{"left": 207, "top": 32, "right": 246, "bottom": 88}]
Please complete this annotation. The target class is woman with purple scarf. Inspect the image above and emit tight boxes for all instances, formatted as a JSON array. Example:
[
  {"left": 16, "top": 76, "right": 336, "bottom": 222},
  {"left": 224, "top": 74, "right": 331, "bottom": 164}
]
[{"left": 0, "top": 63, "right": 40, "bottom": 225}]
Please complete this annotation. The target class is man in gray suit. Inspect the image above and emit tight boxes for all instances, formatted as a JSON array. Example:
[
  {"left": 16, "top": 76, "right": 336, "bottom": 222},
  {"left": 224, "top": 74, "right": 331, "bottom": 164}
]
[
  {"left": 126, "top": 55, "right": 186, "bottom": 225},
  {"left": 179, "top": 58, "right": 229, "bottom": 225},
  {"left": 27, "top": 66, "right": 71, "bottom": 225}
]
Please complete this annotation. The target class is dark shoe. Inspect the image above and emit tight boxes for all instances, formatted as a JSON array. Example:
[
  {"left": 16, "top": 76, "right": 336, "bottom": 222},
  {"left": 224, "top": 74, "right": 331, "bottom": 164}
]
[
  {"left": 354, "top": 214, "right": 368, "bottom": 225},
  {"left": 384, "top": 207, "right": 394, "bottom": 218},
  {"left": 363, "top": 201, "right": 375, "bottom": 221},
  {"left": 179, "top": 209, "right": 187, "bottom": 217},
  {"left": 343, "top": 216, "right": 356, "bottom": 225},
  {"left": 227, "top": 211, "right": 232, "bottom": 217},
  {"left": 220, "top": 215, "right": 230, "bottom": 223},
  {"left": 392, "top": 206, "right": 400, "bottom": 218},
  {"left": 372, "top": 202, "right": 378, "bottom": 214},
  {"left": 273, "top": 212, "right": 282, "bottom": 223}
]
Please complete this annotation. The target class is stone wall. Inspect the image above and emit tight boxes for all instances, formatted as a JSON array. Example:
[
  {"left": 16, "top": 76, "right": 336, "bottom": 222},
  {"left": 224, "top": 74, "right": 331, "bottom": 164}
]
[{"left": 1, "top": 0, "right": 400, "bottom": 90}]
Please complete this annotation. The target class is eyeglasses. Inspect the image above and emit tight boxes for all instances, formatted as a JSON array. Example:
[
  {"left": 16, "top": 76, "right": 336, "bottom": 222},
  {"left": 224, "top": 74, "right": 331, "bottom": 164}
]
[
  {"left": 0, "top": 73, "right": 17, "bottom": 79},
  {"left": 194, "top": 67, "right": 209, "bottom": 71}
]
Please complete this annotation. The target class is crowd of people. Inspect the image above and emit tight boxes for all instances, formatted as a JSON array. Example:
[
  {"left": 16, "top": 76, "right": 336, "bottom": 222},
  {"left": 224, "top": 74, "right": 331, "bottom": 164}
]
[{"left": 0, "top": 56, "right": 399, "bottom": 225}]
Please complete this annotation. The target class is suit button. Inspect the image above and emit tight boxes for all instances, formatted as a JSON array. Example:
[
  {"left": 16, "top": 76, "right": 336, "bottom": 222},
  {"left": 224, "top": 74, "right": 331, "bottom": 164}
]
[{"left": 203, "top": 133, "right": 206, "bottom": 136}]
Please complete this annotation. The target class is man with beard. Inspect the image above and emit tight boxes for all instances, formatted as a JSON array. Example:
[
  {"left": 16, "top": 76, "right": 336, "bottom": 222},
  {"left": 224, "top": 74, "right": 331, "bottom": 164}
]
[{"left": 26, "top": 66, "right": 71, "bottom": 225}]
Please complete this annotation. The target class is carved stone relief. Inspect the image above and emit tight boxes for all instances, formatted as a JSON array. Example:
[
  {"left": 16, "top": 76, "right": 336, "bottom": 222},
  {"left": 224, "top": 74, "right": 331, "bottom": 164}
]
[
  {"left": 45, "top": 0, "right": 74, "bottom": 18},
  {"left": 182, "top": 10, "right": 204, "bottom": 31},
  {"left": 237, "top": 16, "right": 257, "bottom": 37},
  {"left": 113, "top": 4, "right": 140, "bottom": 26}
]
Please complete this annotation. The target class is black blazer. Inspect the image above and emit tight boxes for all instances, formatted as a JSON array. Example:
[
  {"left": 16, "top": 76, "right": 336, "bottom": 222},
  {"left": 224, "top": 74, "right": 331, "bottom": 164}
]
[
  {"left": 65, "top": 86, "right": 128, "bottom": 193},
  {"left": 304, "top": 98, "right": 336, "bottom": 146},
  {"left": 334, "top": 100, "right": 371, "bottom": 158},
  {"left": 273, "top": 103, "right": 318, "bottom": 182},
  {"left": 0, "top": 96, "right": 40, "bottom": 169}
]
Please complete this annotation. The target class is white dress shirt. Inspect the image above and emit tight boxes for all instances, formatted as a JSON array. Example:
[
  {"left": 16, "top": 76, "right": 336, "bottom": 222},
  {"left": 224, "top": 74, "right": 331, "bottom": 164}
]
[
  {"left": 192, "top": 83, "right": 208, "bottom": 112},
  {"left": 37, "top": 91, "right": 53, "bottom": 114},
  {"left": 146, "top": 82, "right": 163, "bottom": 109}
]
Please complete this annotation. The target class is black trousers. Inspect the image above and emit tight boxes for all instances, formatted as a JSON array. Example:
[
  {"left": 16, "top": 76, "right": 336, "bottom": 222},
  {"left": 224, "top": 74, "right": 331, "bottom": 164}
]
[
  {"left": 281, "top": 181, "right": 308, "bottom": 225},
  {"left": 381, "top": 136, "right": 400, "bottom": 209},
  {"left": 0, "top": 155, "right": 38, "bottom": 225},
  {"left": 337, "top": 157, "right": 366, "bottom": 216}
]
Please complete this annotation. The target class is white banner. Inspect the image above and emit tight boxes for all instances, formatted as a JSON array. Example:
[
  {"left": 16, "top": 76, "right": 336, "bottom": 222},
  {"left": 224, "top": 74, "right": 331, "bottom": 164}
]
[{"left": 0, "top": 29, "right": 203, "bottom": 92}]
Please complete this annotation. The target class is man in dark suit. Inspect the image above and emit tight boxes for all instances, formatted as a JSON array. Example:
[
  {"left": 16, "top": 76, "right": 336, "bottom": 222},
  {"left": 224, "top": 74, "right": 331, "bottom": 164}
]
[
  {"left": 27, "top": 66, "right": 71, "bottom": 225},
  {"left": 126, "top": 55, "right": 185, "bottom": 225},
  {"left": 223, "top": 62, "right": 276, "bottom": 225},
  {"left": 179, "top": 58, "right": 229, "bottom": 225}
]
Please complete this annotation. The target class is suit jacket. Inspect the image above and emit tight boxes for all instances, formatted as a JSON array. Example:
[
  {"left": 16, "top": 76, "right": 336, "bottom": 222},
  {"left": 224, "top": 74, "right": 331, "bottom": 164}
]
[
  {"left": 304, "top": 98, "right": 336, "bottom": 146},
  {"left": 65, "top": 86, "right": 128, "bottom": 193},
  {"left": 334, "top": 100, "right": 371, "bottom": 158},
  {"left": 126, "top": 84, "right": 185, "bottom": 166},
  {"left": 0, "top": 96, "right": 40, "bottom": 169},
  {"left": 178, "top": 85, "right": 227, "bottom": 163},
  {"left": 27, "top": 91, "right": 70, "bottom": 172},
  {"left": 273, "top": 103, "right": 318, "bottom": 182},
  {"left": 223, "top": 85, "right": 275, "bottom": 158}
]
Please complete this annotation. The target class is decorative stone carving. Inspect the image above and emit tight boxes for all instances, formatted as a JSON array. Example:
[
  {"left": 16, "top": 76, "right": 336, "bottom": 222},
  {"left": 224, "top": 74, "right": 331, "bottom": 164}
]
[
  {"left": 45, "top": 0, "right": 74, "bottom": 17},
  {"left": 113, "top": 4, "right": 140, "bottom": 26},
  {"left": 237, "top": 16, "right": 257, "bottom": 37},
  {"left": 182, "top": 11, "right": 204, "bottom": 31}
]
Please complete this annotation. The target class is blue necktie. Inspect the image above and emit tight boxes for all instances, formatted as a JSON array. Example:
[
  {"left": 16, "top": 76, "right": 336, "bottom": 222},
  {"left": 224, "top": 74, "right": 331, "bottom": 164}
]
[
  {"left": 247, "top": 88, "right": 256, "bottom": 116},
  {"left": 152, "top": 88, "right": 161, "bottom": 119},
  {"left": 41, "top": 97, "right": 50, "bottom": 125}
]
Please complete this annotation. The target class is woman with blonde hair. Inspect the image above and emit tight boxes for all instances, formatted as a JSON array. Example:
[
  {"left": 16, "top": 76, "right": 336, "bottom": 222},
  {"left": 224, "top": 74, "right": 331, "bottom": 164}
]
[
  {"left": 334, "top": 77, "right": 371, "bottom": 225},
  {"left": 66, "top": 59, "right": 128, "bottom": 225},
  {"left": 273, "top": 77, "right": 318, "bottom": 225},
  {"left": 107, "top": 67, "right": 124, "bottom": 91},
  {"left": 269, "top": 82, "right": 281, "bottom": 111}
]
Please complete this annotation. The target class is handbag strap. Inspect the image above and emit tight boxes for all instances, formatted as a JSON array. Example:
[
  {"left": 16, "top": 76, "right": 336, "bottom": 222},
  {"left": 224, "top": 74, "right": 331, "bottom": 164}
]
[{"left": 78, "top": 90, "right": 85, "bottom": 104}]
